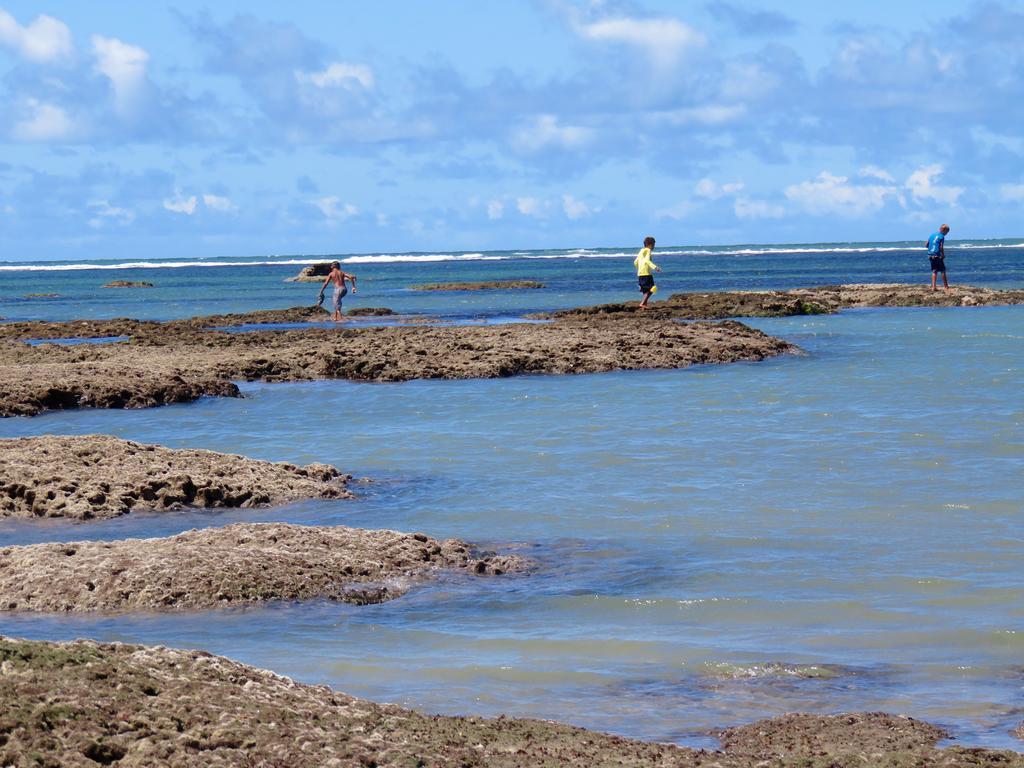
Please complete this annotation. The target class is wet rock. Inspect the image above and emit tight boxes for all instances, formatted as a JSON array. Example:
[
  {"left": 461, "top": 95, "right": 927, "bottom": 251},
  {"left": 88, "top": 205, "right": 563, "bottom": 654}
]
[
  {"left": 0, "top": 522, "right": 528, "bottom": 611},
  {"left": 411, "top": 280, "right": 545, "bottom": 291},
  {"left": 544, "top": 283, "right": 1024, "bottom": 320},
  {"left": 0, "top": 435, "right": 352, "bottom": 519},
  {"left": 103, "top": 281, "right": 153, "bottom": 288},
  {"left": 0, "top": 306, "right": 797, "bottom": 417},
  {"left": 286, "top": 263, "right": 333, "bottom": 282},
  {"left": 1, "top": 636, "right": 1021, "bottom": 767},
  {"left": 719, "top": 712, "right": 948, "bottom": 758}
]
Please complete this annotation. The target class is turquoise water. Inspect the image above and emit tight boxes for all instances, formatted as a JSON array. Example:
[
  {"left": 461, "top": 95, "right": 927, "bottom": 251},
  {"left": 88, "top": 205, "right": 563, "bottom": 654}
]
[{"left": 1, "top": 245, "right": 1023, "bottom": 748}]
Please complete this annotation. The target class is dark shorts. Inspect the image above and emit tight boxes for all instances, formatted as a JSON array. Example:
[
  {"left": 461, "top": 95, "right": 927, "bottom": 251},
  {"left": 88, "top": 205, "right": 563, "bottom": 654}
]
[
  {"left": 638, "top": 275, "right": 655, "bottom": 293},
  {"left": 929, "top": 256, "right": 946, "bottom": 273}
]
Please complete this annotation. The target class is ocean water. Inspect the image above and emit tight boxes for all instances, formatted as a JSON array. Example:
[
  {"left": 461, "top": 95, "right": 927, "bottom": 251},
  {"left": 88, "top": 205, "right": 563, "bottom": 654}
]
[
  {"left": 1, "top": 243, "right": 1023, "bottom": 749},
  {"left": 2, "top": 239, "right": 1023, "bottom": 322}
]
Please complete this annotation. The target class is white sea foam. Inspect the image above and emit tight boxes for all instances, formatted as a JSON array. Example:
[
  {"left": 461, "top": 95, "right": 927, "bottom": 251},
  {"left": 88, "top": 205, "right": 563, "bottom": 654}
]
[
  {"left": 1, "top": 241, "right": 1020, "bottom": 272},
  {"left": 338, "top": 253, "right": 503, "bottom": 264}
]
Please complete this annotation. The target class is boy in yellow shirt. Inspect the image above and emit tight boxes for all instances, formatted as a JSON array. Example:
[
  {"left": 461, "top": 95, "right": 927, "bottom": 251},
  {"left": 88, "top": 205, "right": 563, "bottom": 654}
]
[{"left": 634, "top": 236, "right": 661, "bottom": 309}]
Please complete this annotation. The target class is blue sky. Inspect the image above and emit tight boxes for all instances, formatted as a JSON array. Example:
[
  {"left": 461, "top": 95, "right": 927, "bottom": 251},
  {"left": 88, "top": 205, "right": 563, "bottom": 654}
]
[{"left": 1, "top": 0, "right": 1022, "bottom": 260}]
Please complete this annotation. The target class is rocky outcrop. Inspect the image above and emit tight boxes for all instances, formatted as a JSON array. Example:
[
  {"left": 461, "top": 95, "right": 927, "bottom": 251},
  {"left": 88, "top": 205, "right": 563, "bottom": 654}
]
[
  {"left": 1, "top": 637, "right": 1021, "bottom": 767},
  {"left": 0, "top": 522, "right": 525, "bottom": 611},
  {"left": 544, "top": 283, "right": 1024, "bottom": 320},
  {"left": 0, "top": 360, "right": 240, "bottom": 418},
  {"left": 0, "top": 309, "right": 796, "bottom": 417},
  {"left": 0, "top": 435, "right": 351, "bottom": 519},
  {"left": 103, "top": 281, "right": 153, "bottom": 288},
  {"left": 286, "top": 263, "right": 333, "bottom": 282},
  {"left": 411, "top": 280, "right": 545, "bottom": 291}
]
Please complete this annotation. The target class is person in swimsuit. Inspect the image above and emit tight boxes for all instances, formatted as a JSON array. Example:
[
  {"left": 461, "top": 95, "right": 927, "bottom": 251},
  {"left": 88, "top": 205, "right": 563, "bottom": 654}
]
[
  {"left": 317, "top": 261, "right": 357, "bottom": 321},
  {"left": 634, "top": 236, "right": 661, "bottom": 309},
  {"left": 926, "top": 224, "right": 950, "bottom": 292}
]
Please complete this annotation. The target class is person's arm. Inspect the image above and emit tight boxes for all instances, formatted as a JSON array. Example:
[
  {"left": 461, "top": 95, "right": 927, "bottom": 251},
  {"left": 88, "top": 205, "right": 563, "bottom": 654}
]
[
  {"left": 347, "top": 272, "right": 357, "bottom": 292},
  {"left": 319, "top": 274, "right": 332, "bottom": 292}
]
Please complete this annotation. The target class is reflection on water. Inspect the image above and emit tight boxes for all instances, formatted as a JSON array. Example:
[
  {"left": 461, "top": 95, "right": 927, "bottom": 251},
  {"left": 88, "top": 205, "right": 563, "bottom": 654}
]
[{"left": 2, "top": 306, "right": 1023, "bottom": 748}]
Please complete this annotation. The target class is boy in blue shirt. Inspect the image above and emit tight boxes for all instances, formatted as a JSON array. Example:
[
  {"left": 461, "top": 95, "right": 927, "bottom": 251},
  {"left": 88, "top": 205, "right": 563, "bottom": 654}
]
[{"left": 926, "top": 224, "right": 950, "bottom": 291}]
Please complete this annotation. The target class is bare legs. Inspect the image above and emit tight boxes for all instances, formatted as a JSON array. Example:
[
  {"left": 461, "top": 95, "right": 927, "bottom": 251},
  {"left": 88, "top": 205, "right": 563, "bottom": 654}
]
[{"left": 931, "top": 271, "right": 950, "bottom": 292}]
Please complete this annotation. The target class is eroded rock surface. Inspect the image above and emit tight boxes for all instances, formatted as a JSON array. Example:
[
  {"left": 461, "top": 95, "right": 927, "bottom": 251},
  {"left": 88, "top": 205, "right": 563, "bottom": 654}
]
[
  {"left": 286, "top": 263, "right": 333, "bottom": 282},
  {"left": 412, "top": 280, "right": 545, "bottom": 291},
  {"left": 0, "top": 435, "right": 351, "bottom": 519},
  {"left": 0, "top": 308, "right": 796, "bottom": 417},
  {"left": 545, "top": 283, "right": 1024, "bottom": 320},
  {"left": 1, "top": 637, "right": 1021, "bottom": 767},
  {"left": 0, "top": 523, "right": 525, "bottom": 612}
]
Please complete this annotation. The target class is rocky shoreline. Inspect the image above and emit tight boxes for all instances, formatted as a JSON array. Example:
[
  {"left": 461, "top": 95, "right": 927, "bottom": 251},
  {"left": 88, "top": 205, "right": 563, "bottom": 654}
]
[
  {"left": 1, "top": 636, "right": 1020, "bottom": 767},
  {"left": 411, "top": 280, "right": 545, "bottom": 290},
  {"left": 0, "top": 435, "right": 352, "bottom": 519},
  {"left": 542, "top": 283, "right": 1024, "bottom": 320},
  {"left": 0, "top": 522, "right": 524, "bottom": 612},
  {"left": 0, "top": 307, "right": 795, "bottom": 418}
]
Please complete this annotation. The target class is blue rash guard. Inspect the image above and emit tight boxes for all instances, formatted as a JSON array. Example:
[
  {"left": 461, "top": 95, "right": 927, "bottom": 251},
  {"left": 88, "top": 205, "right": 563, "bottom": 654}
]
[{"left": 927, "top": 232, "right": 945, "bottom": 255}]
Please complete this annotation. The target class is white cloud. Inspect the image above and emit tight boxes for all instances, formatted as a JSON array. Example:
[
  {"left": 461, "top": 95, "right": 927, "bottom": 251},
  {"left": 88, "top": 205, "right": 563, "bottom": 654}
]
[
  {"left": 12, "top": 99, "right": 73, "bottom": 141},
  {"left": 657, "top": 105, "right": 746, "bottom": 126},
  {"left": 295, "top": 62, "right": 374, "bottom": 90},
  {"left": 202, "top": 194, "right": 236, "bottom": 212},
  {"left": 163, "top": 195, "right": 197, "bottom": 215},
  {"left": 784, "top": 171, "right": 898, "bottom": 217},
  {"left": 87, "top": 199, "right": 134, "bottom": 228},
  {"left": 0, "top": 10, "right": 72, "bottom": 62},
  {"left": 655, "top": 200, "right": 698, "bottom": 221},
  {"left": 734, "top": 197, "right": 784, "bottom": 219},
  {"left": 999, "top": 183, "right": 1024, "bottom": 202},
  {"left": 784, "top": 165, "right": 963, "bottom": 218},
  {"left": 516, "top": 197, "right": 542, "bottom": 216},
  {"left": 905, "top": 164, "right": 963, "bottom": 205},
  {"left": 695, "top": 178, "right": 744, "bottom": 199},
  {"left": 487, "top": 200, "right": 505, "bottom": 220},
  {"left": 375, "top": 212, "right": 389, "bottom": 227},
  {"left": 562, "top": 194, "right": 593, "bottom": 220},
  {"left": 512, "top": 115, "right": 591, "bottom": 153},
  {"left": 315, "top": 196, "right": 358, "bottom": 221},
  {"left": 859, "top": 165, "right": 895, "bottom": 182},
  {"left": 92, "top": 35, "right": 149, "bottom": 115},
  {"left": 575, "top": 15, "right": 705, "bottom": 67}
]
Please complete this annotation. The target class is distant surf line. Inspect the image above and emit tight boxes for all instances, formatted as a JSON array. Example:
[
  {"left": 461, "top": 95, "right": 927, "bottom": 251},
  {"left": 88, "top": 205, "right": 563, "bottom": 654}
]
[{"left": 1, "top": 242, "right": 1021, "bottom": 272}]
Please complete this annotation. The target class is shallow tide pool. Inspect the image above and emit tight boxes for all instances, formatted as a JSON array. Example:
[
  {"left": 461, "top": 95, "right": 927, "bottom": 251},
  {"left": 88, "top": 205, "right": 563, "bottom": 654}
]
[{"left": 2, "top": 305, "right": 1023, "bottom": 748}]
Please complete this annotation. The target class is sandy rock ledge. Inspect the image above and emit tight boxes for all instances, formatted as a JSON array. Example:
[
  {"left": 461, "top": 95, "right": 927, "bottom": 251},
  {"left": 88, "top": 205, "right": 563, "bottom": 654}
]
[
  {"left": 1, "top": 637, "right": 1022, "bottom": 767},
  {"left": 0, "top": 522, "right": 524, "bottom": 612},
  {"left": 0, "top": 435, "right": 352, "bottom": 520}
]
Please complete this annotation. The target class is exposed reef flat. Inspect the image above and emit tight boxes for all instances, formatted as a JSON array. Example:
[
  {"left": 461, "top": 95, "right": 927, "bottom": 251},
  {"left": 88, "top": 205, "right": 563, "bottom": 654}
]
[
  {"left": 2, "top": 637, "right": 1021, "bottom": 767},
  {"left": 0, "top": 307, "right": 794, "bottom": 417},
  {"left": 411, "top": 280, "right": 545, "bottom": 291},
  {"left": 102, "top": 281, "right": 153, "bottom": 288},
  {"left": 542, "top": 283, "right": 1024, "bottom": 320},
  {"left": 0, "top": 435, "right": 351, "bottom": 519},
  {"left": 0, "top": 522, "right": 523, "bottom": 611}
]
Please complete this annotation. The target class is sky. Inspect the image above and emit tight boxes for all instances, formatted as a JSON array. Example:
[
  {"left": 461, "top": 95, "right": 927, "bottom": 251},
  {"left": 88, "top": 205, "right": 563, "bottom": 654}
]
[{"left": 2, "top": 0, "right": 1023, "bottom": 260}]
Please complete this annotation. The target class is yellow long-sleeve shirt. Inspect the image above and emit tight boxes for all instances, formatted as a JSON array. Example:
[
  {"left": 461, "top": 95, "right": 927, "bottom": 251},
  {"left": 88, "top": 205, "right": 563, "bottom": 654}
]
[{"left": 634, "top": 247, "right": 658, "bottom": 276}]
